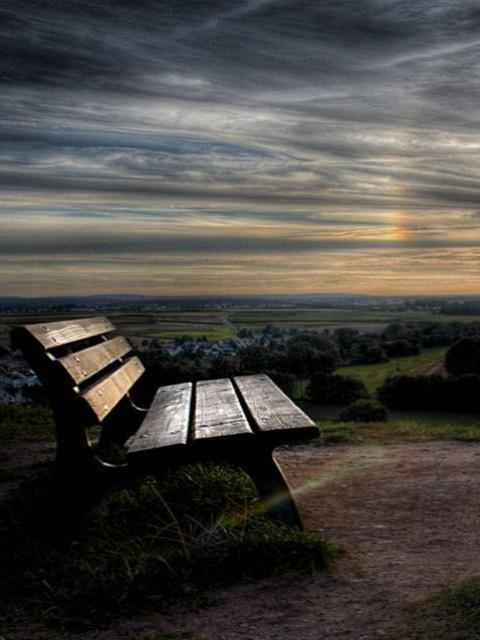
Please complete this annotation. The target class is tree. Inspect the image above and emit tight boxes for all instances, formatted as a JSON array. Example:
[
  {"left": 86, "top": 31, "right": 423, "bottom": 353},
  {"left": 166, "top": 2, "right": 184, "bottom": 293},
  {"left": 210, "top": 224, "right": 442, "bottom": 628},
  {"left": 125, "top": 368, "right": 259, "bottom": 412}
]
[
  {"left": 384, "top": 339, "right": 420, "bottom": 358},
  {"left": 286, "top": 341, "right": 337, "bottom": 376},
  {"left": 285, "top": 333, "right": 340, "bottom": 376},
  {"left": 351, "top": 339, "right": 387, "bottom": 365}
]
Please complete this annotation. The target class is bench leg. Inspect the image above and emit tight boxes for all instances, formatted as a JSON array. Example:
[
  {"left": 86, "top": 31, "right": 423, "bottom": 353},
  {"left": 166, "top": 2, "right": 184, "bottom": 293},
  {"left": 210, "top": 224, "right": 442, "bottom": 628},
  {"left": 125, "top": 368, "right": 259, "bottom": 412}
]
[{"left": 238, "top": 447, "right": 303, "bottom": 530}]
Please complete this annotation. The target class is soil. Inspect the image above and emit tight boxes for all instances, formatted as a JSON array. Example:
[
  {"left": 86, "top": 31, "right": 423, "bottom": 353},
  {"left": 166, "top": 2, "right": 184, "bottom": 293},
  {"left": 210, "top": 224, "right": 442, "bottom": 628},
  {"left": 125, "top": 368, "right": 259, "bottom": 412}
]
[{"left": 4, "top": 440, "right": 480, "bottom": 639}]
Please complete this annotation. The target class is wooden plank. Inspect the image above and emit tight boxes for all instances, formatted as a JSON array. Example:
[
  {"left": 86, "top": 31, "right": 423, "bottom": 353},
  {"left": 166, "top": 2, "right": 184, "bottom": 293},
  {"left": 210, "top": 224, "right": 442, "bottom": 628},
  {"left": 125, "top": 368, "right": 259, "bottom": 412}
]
[
  {"left": 193, "top": 378, "right": 253, "bottom": 440},
  {"left": 126, "top": 383, "right": 192, "bottom": 456},
  {"left": 58, "top": 336, "right": 132, "bottom": 385},
  {"left": 81, "top": 356, "right": 144, "bottom": 421},
  {"left": 22, "top": 317, "right": 114, "bottom": 350},
  {"left": 234, "top": 374, "right": 317, "bottom": 434}
]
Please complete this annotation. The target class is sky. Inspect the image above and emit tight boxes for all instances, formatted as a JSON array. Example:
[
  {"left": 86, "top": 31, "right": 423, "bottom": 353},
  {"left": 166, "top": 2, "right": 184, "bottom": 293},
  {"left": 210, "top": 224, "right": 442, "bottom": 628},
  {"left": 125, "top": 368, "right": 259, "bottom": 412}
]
[{"left": 2, "top": 0, "right": 480, "bottom": 297}]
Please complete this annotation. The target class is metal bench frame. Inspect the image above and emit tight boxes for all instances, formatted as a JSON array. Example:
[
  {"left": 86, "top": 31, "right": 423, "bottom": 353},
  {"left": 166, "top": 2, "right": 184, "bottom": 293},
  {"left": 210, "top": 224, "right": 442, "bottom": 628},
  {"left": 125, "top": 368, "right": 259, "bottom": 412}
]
[{"left": 12, "top": 317, "right": 318, "bottom": 528}]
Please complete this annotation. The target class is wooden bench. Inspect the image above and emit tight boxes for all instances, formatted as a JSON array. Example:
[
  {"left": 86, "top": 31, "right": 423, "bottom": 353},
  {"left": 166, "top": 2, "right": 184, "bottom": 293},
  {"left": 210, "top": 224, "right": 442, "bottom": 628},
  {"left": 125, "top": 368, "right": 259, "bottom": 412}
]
[{"left": 11, "top": 317, "right": 318, "bottom": 528}]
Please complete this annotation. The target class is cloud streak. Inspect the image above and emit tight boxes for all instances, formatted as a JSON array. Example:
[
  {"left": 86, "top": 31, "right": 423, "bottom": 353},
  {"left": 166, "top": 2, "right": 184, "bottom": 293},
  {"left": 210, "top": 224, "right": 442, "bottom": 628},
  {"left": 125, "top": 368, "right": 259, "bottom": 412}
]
[{"left": 1, "top": 1, "right": 480, "bottom": 294}]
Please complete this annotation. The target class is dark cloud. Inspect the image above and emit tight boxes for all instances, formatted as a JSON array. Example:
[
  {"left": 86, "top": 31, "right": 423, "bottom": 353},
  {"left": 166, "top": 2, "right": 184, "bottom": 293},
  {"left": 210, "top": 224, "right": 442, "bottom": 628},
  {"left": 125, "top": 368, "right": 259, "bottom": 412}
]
[{"left": 3, "top": 228, "right": 480, "bottom": 257}]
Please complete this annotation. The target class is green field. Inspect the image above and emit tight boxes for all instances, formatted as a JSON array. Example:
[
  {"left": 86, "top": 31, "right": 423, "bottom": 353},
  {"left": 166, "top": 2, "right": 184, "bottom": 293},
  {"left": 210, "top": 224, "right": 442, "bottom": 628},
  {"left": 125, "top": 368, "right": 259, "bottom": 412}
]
[
  {"left": 337, "top": 346, "right": 448, "bottom": 394},
  {"left": 302, "top": 344, "right": 480, "bottom": 445}
]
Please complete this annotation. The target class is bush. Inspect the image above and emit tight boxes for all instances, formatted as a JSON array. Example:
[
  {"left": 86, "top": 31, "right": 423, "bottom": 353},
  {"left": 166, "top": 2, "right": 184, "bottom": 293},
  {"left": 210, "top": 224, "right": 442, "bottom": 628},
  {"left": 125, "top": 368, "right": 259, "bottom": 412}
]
[
  {"left": 445, "top": 337, "right": 480, "bottom": 376},
  {"left": 338, "top": 399, "right": 388, "bottom": 422},
  {"left": 307, "top": 373, "right": 369, "bottom": 405},
  {"left": 377, "top": 374, "right": 448, "bottom": 410},
  {"left": 448, "top": 374, "right": 480, "bottom": 412},
  {"left": 377, "top": 373, "right": 480, "bottom": 412}
]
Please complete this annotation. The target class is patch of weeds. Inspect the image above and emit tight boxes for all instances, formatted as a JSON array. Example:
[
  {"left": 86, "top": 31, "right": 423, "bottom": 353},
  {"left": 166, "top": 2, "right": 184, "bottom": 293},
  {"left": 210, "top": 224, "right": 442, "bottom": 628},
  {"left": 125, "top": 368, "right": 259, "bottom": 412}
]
[
  {"left": 404, "top": 577, "right": 480, "bottom": 639},
  {"left": 0, "top": 402, "right": 54, "bottom": 443},
  {"left": 0, "top": 462, "right": 335, "bottom": 631}
]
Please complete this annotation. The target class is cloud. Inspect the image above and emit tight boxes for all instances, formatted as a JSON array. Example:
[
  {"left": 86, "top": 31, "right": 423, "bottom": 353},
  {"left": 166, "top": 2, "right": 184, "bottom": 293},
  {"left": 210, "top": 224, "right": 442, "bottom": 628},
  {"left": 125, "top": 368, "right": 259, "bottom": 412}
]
[{"left": 2, "top": 1, "right": 480, "bottom": 294}]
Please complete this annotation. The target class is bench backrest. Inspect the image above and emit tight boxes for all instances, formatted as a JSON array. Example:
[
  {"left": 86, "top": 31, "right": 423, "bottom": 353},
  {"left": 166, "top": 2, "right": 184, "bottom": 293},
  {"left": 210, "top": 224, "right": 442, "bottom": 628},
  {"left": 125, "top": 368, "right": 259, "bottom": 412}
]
[{"left": 11, "top": 317, "right": 145, "bottom": 427}]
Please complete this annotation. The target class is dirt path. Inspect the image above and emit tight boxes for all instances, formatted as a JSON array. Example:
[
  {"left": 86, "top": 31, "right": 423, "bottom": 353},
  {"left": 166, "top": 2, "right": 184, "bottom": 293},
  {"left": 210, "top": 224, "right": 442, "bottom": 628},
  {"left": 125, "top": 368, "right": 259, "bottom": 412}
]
[
  {"left": 6, "top": 441, "right": 480, "bottom": 639},
  {"left": 128, "top": 441, "right": 480, "bottom": 640}
]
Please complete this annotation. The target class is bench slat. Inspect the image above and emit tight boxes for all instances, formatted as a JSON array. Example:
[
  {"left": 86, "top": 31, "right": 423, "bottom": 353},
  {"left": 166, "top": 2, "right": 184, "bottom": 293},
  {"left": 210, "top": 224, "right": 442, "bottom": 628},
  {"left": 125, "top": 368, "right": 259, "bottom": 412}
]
[
  {"left": 23, "top": 317, "right": 114, "bottom": 350},
  {"left": 234, "top": 374, "right": 317, "bottom": 435},
  {"left": 58, "top": 336, "right": 132, "bottom": 385},
  {"left": 81, "top": 356, "right": 145, "bottom": 421},
  {"left": 126, "top": 383, "right": 192, "bottom": 456},
  {"left": 193, "top": 378, "right": 253, "bottom": 440}
]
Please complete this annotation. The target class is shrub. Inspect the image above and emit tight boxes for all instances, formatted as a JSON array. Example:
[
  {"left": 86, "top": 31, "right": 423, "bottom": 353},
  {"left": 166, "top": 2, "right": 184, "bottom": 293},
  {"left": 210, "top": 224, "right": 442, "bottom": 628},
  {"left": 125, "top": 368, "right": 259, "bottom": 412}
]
[
  {"left": 445, "top": 337, "right": 480, "bottom": 376},
  {"left": 338, "top": 399, "right": 388, "bottom": 422},
  {"left": 377, "top": 373, "right": 480, "bottom": 412},
  {"left": 307, "top": 373, "right": 369, "bottom": 405},
  {"left": 377, "top": 374, "right": 449, "bottom": 410}
]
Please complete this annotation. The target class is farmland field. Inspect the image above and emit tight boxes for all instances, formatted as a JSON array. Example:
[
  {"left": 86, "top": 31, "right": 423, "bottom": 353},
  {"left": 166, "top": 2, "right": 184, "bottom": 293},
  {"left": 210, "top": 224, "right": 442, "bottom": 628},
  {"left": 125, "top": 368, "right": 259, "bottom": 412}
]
[
  {"left": 2, "top": 306, "right": 480, "bottom": 348},
  {"left": 0, "top": 310, "right": 233, "bottom": 347},
  {"left": 228, "top": 308, "right": 480, "bottom": 333}
]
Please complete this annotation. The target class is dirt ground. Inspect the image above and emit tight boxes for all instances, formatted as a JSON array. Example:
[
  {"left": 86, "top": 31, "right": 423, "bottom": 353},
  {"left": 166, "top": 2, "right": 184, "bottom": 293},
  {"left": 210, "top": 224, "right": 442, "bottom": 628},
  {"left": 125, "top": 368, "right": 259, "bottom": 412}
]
[{"left": 5, "top": 440, "right": 480, "bottom": 639}]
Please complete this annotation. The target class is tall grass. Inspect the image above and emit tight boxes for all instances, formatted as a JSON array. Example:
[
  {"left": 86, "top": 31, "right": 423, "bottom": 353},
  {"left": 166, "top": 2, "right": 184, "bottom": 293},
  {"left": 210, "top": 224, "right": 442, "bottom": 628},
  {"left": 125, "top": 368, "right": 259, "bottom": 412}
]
[{"left": 0, "top": 462, "right": 335, "bottom": 630}]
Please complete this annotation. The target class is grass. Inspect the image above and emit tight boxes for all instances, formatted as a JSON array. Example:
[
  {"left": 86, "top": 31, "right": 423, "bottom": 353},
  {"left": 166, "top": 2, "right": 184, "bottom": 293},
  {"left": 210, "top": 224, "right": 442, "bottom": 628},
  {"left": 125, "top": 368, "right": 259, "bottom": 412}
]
[
  {"left": 0, "top": 457, "right": 335, "bottom": 631},
  {"left": 0, "top": 402, "right": 55, "bottom": 443},
  {"left": 316, "top": 416, "right": 480, "bottom": 446},
  {"left": 298, "top": 401, "right": 480, "bottom": 445},
  {"left": 337, "top": 347, "right": 448, "bottom": 394},
  {"left": 401, "top": 578, "right": 480, "bottom": 639}
]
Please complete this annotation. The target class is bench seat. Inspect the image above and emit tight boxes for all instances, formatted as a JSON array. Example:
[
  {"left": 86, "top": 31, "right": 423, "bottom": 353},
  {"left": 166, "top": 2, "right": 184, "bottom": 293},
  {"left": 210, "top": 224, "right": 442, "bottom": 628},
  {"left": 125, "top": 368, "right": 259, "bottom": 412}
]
[
  {"left": 127, "top": 374, "right": 317, "bottom": 459},
  {"left": 11, "top": 317, "right": 319, "bottom": 529}
]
